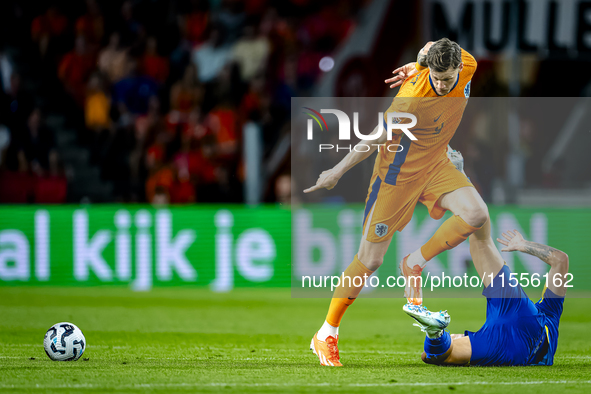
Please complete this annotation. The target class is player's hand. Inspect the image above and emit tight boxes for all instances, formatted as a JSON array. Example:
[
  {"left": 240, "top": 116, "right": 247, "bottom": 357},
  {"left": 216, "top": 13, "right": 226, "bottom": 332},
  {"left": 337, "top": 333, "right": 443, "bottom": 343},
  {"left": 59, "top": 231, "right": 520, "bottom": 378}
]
[
  {"left": 450, "top": 333, "right": 465, "bottom": 340},
  {"left": 304, "top": 168, "right": 341, "bottom": 193},
  {"left": 384, "top": 62, "right": 418, "bottom": 89},
  {"left": 419, "top": 41, "right": 434, "bottom": 56},
  {"left": 496, "top": 230, "right": 527, "bottom": 252}
]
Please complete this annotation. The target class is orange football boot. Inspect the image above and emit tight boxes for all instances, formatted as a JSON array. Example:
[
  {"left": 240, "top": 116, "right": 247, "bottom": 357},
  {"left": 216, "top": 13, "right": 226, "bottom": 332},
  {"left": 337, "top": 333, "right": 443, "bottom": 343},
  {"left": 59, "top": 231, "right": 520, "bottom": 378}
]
[
  {"left": 310, "top": 332, "right": 342, "bottom": 366},
  {"left": 399, "top": 254, "right": 423, "bottom": 305}
]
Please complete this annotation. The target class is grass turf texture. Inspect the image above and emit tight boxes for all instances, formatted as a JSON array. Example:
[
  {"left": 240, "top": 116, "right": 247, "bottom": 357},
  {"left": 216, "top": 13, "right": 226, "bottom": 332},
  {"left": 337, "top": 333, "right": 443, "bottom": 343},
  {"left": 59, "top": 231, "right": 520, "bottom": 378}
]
[{"left": 1, "top": 287, "right": 590, "bottom": 393}]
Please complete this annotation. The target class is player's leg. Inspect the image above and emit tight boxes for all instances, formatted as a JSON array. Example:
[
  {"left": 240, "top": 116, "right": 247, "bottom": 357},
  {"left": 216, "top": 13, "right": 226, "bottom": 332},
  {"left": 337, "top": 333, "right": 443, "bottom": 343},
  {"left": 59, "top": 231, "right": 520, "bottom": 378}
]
[
  {"left": 419, "top": 185, "right": 488, "bottom": 262},
  {"left": 324, "top": 237, "right": 390, "bottom": 333},
  {"left": 403, "top": 304, "right": 471, "bottom": 365},
  {"left": 318, "top": 177, "right": 395, "bottom": 338},
  {"left": 429, "top": 147, "right": 501, "bottom": 283},
  {"left": 468, "top": 215, "right": 504, "bottom": 287},
  {"left": 438, "top": 186, "right": 489, "bottom": 226},
  {"left": 428, "top": 148, "right": 500, "bottom": 283},
  {"left": 401, "top": 159, "right": 484, "bottom": 304},
  {"left": 421, "top": 336, "right": 471, "bottom": 366},
  {"left": 311, "top": 238, "right": 389, "bottom": 366},
  {"left": 326, "top": 172, "right": 419, "bottom": 319},
  {"left": 311, "top": 175, "right": 420, "bottom": 366}
]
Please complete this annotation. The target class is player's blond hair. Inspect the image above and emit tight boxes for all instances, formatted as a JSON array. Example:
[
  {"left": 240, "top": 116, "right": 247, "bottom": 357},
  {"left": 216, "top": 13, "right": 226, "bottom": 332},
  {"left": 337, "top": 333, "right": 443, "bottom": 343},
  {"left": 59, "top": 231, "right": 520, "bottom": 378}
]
[{"left": 426, "top": 38, "right": 462, "bottom": 72}]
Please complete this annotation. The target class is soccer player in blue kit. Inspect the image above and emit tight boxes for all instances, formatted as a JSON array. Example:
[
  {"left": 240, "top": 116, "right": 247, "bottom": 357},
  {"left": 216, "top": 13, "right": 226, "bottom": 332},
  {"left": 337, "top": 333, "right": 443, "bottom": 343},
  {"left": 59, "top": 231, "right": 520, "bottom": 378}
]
[{"left": 405, "top": 220, "right": 568, "bottom": 366}]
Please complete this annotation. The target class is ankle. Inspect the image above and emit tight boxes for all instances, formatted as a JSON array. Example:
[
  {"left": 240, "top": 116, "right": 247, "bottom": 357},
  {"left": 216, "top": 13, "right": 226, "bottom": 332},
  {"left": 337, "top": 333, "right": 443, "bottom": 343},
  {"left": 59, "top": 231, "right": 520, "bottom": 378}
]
[
  {"left": 407, "top": 249, "right": 427, "bottom": 269},
  {"left": 318, "top": 320, "right": 339, "bottom": 341}
]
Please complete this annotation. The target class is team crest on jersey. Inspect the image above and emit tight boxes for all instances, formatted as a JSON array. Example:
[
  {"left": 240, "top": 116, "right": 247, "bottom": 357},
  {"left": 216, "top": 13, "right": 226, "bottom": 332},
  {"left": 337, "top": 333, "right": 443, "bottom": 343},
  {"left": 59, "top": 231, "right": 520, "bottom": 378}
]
[
  {"left": 375, "top": 223, "right": 388, "bottom": 237},
  {"left": 464, "top": 81, "right": 471, "bottom": 98}
]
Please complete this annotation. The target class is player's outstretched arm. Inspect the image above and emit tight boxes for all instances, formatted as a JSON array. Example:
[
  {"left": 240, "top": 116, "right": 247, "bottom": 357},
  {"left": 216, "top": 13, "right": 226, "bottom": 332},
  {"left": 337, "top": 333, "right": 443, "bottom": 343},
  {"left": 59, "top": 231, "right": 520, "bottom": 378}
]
[
  {"left": 497, "top": 230, "right": 569, "bottom": 297},
  {"left": 304, "top": 124, "right": 386, "bottom": 193}
]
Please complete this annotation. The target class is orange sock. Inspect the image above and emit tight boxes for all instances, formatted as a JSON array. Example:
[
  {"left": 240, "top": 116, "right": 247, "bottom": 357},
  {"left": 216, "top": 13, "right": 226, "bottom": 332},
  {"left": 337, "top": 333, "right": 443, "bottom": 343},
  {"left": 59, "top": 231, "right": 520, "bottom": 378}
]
[
  {"left": 420, "top": 215, "right": 482, "bottom": 261},
  {"left": 325, "top": 255, "right": 374, "bottom": 327}
]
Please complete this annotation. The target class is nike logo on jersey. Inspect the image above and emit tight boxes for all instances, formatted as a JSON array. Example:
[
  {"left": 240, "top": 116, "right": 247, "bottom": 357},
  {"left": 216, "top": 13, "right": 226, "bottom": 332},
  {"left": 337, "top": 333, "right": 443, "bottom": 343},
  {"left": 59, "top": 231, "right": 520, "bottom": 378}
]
[
  {"left": 435, "top": 122, "right": 444, "bottom": 133},
  {"left": 434, "top": 113, "right": 442, "bottom": 122}
]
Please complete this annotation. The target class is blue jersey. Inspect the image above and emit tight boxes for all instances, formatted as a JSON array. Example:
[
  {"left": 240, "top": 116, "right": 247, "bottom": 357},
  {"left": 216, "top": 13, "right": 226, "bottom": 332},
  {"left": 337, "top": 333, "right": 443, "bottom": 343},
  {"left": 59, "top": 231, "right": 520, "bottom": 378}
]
[{"left": 465, "top": 265, "right": 564, "bottom": 366}]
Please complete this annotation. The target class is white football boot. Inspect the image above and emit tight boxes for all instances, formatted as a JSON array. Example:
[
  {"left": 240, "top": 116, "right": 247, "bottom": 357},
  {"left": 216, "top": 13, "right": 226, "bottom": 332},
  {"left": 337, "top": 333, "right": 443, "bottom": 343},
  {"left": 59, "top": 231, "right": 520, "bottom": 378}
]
[{"left": 403, "top": 303, "right": 450, "bottom": 338}]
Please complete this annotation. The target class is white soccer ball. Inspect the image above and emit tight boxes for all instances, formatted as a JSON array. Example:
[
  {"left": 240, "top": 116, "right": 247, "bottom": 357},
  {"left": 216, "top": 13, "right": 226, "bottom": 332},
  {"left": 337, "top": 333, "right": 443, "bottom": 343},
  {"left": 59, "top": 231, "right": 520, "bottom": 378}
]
[{"left": 43, "top": 322, "right": 86, "bottom": 361}]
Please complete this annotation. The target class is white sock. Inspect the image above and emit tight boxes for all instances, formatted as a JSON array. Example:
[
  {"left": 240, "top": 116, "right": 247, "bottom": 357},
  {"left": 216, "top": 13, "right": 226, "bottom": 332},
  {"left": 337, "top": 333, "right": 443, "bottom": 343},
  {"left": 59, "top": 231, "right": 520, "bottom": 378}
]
[
  {"left": 317, "top": 321, "right": 339, "bottom": 341},
  {"left": 406, "top": 249, "right": 428, "bottom": 269}
]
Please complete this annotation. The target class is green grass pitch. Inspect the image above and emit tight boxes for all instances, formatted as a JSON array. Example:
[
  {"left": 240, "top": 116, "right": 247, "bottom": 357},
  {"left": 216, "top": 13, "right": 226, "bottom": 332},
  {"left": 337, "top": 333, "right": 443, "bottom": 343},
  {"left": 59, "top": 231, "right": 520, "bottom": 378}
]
[{"left": 1, "top": 287, "right": 590, "bottom": 393}]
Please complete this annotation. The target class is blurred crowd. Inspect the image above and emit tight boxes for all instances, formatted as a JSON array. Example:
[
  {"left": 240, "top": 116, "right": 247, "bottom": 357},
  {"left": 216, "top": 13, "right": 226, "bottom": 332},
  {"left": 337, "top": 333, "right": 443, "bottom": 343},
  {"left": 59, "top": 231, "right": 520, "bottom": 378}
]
[
  {"left": 0, "top": 0, "right": 360, "bottom": 203},
  {"left": 2, "top": 0, "right": 577, "bottom": 206}
]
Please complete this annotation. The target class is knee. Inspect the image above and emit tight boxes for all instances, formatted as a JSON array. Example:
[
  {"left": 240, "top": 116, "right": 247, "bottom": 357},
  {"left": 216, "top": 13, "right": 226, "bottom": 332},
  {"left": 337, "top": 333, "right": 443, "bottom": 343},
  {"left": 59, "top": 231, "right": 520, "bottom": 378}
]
[
  {"left": 365, "top": 258, "right": 383, "bottom": 271},
  {"left": 357, "top": 253, "right": 383, "bottom": 271},
  {"left": 461, "top": 201, "right": 489, "bottom": 228}
]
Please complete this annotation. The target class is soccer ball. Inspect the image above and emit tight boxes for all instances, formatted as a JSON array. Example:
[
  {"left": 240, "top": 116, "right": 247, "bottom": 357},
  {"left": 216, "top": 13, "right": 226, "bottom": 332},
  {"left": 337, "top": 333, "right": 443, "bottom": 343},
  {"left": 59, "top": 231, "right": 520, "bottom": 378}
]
[{"left": 43, "top": 322, "right": 86, "bottom": 361}]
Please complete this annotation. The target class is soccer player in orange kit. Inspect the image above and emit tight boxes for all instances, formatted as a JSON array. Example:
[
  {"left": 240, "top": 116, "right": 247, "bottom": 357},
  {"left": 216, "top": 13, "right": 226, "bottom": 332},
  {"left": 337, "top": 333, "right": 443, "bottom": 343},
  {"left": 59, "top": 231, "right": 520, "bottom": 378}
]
[{"left": 306, "top": 38, "right": 490, "bottom": 366}]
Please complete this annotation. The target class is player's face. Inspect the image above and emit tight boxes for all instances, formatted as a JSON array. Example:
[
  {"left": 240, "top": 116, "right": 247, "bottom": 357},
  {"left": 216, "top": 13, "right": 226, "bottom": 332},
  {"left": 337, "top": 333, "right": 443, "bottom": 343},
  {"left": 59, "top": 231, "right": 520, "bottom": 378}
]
[{"left": 430, "top": 63, "right": 464, "bottom": 96}]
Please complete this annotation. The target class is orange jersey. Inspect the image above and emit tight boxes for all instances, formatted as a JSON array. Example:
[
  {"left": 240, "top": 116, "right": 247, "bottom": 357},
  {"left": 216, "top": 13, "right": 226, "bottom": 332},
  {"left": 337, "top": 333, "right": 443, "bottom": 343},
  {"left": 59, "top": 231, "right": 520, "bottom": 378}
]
[{"left": 375, "top": 49, "right": 477, "bottom": 185}]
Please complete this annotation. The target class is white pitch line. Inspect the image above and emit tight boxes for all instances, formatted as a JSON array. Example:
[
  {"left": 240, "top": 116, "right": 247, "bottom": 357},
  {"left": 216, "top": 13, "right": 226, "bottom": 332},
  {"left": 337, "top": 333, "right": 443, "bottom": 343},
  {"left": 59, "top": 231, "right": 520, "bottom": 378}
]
[
  {"left": 0, "top": 344, "right": 129, "bottom": 349},
  {"left": 0, "top": 344, "right": 41, "bottom": 347},
  {"left": 1, "top": 381, "right": 591, "bottom": 389},
  {"left": 194, "top": 347, "right": 417, "bottom": 354},
  {"left": 5, "top": 344, "right": 590, "bottom": 357},
  {"left": 2, "top": 354, "right": 588, "bottom": 360},
  {"left": 341, "top": 351, "right": 417, "bottom": 354}
]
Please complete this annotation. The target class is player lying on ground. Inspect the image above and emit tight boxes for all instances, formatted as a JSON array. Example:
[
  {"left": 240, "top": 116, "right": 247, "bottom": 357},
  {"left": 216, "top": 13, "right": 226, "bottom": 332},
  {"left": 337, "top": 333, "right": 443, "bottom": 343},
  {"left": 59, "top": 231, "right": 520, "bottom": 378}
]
[
  {"left": 307, "top": 38, "right": 490, "bottom": 366},
  {"left": 404, "top": 227, "right": 568, "bottom": 366}
]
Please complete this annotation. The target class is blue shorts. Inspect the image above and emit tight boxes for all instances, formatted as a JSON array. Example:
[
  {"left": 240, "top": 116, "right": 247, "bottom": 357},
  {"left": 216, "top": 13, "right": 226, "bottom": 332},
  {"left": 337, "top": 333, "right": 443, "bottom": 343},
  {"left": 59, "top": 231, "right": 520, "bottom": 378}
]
[
  {"left": 465, "top": 265, "right": 564, "bottom": 366},
  {"left": 532, "top": 285, "right": 564, "bottom": 366}
]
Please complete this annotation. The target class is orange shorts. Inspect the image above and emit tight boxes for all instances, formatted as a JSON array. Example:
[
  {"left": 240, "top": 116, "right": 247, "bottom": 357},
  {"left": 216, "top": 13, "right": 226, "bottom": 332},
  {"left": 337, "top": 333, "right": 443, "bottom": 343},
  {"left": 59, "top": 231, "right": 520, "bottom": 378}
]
[{"left": 362, "top": 158, "right": 473, "bottom": 242}]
